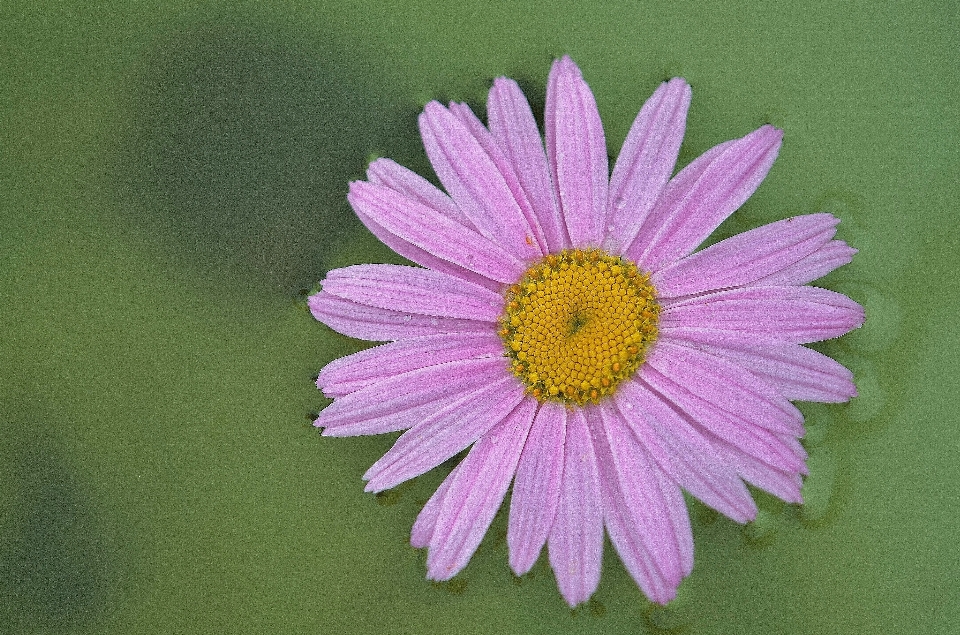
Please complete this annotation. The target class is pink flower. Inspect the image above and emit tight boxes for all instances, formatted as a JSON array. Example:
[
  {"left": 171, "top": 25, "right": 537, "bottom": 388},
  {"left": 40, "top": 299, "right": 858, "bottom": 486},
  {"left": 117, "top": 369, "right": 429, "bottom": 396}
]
[{"left": 308, "top": 56, "right": 864, "bottom": 607}]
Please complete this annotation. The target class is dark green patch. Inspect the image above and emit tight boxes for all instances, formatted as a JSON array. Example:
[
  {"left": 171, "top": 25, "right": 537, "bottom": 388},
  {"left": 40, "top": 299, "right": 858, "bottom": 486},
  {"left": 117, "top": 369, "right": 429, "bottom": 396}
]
[
  {"left": 432, "top": 578, "right": 468, "bottom": 595},
  {"left": 375, "top": 489, "right": 402, "bottom": 507},
  {"left": 588, "top": 598, "right": 607, "bottom": 618},
  {"left": 0, "top": 408, "right": 122, "bottom": 631},
  {"left": 115, "top": 17, "right": 417, "bottom": 295}
]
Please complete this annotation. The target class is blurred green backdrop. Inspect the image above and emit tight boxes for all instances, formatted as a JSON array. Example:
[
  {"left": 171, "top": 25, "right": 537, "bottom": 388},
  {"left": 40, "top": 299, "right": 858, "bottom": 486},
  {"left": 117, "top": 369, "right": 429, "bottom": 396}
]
[{"left": 1, "top": 1, "right": 957, "bottom": 633}]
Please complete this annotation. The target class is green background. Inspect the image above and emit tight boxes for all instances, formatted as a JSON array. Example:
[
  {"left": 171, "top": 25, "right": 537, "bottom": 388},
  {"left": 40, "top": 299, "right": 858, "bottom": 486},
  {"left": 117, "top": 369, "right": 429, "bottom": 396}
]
[{"left": 2, "top": 1, "right": 957, "bottom": 633}]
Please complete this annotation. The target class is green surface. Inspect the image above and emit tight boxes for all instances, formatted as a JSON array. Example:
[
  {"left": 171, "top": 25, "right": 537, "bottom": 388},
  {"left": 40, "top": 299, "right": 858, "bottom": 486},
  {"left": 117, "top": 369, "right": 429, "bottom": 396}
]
[{"left": 2, "top": 1, "right": 957, "bottom": 633}]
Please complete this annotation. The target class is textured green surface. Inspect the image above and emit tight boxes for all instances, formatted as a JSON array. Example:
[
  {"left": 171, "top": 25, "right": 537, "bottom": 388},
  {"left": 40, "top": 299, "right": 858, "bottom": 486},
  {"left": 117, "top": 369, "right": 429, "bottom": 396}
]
[{"left": 1, "top": 1, "right": 958, "bottom": 633}]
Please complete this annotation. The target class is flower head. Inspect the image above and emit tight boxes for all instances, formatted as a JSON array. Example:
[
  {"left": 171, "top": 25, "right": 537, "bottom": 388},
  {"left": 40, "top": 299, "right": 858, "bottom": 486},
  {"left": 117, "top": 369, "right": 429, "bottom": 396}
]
[{"left": 309, "top": 56, "right": 864, "bottom": 606}]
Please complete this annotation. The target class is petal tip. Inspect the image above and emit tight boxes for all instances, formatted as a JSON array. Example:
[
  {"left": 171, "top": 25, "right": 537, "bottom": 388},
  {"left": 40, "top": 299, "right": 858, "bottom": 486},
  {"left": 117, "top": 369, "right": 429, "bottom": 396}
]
[
  {"left": 418, "top": 102, "right": 445, "bottom": 128},
  {"left": 346, "top": 179, "right": 370, "bottom": 201},
  {"left": 508, "top": 558, "right": 533, "bottom": 578},
  {"left": 748, "top": 123, "right": 784, "bottom": 147},
  {"left": 738, "top": 502, "right": 760, "bottom": 525},
  {"left": 364, "top": 157, "right": 395, "bottom": 182},
  {"left": 666, "top": 76, "right": 692, "bottom": 95},
  {"left": 765, "top": 124, "right": 785, "bottom": 142},
  {"left": 559, "top": 587, "right": 590, "bottom": 608},
  {"left": 306, "top": 292, "right": 326, "bottom": 321},
  {"left": 553, "top": 54, "right": 582, "bottom": 77}
]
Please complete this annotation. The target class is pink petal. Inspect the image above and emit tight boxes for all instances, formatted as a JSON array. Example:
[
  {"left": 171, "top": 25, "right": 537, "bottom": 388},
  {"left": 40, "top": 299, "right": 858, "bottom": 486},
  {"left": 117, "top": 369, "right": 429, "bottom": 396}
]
[
  {"left": 653, "top": 213, "right": 840, "bottom": 297},
  {"left": 591, "top": 405, "right": 690, "bottom": 603},
  {"left": 361, "top": 159, "right": 499, "bottom": 290},
  {"left": 411, "top": 463, "right": 458, "bottom": 548},
  {"left": 751, "top": 240, "right": 858, "bottom": 286},
  {"left": 708, "top": 434, "right": 804, "bottom": 503},
  {"left": 545, "top": 56, "right": 608, "bottom": 247},
  {"left": 352, "top": 207, "right": 501, "bottom": 291},
  {"left": 317, "top": 332, "right": 503, "bottom": 398},
  {"left": 322, "top": 264, "right": 504, "bottom": 322},
  {"left": 362, "top": 375, "right": 525, "bottom": 492},
  {"left": 606, "top": 78, "right": 691, "bottom": 253},
  {"left": 639, "top": 364, "right": 807, "bottom": 474},
  {"left": 426, "top": 398, "right": 537, "bottom": 580},
  {"left": 623, "top": 138, "right": 733, "bottom": 261},
  {"left": 315, "top": 357, "right": 510, "bottom": 437},
  {"left": 629, "top": 125, "right": 783, "bottom": 271},
  {"left": 653, "top": 463, "right": 693, "bottom": 577},
  {"left": 507, "top": 401, "right": 566, "bottom": 576},
  {"left": 367, "top": 157, "right": 474, "bottom": 230},
  {"left": 420, "top": 101, "right": 542, "bottom": 262},
  {"left": 615, "top": 379, "right": 758, "bottom": 523},
  {"left": 547, "top": 409, "right": 603, "bottom": 607},
  {"left": 645, "top": 341, "right": 804, "bottom": 436},
  {"left": 448, "top": 101, "right": 549, "bottom": 256},
  {"left": 308, "top": 291, "right": 490, "bottom": 342},
  {"left": 487, "top": 77, "right": 569, "bottom": 252},
  {"left": 661, "top": 327, "right": 857, "bottom": 402},
  {"left": 638, "top": 374, "right": 805, "bottom": 503},
  {"left": 608, "top": 407, "right": 694, "bottom": 581},
  {"left": 660, "top": 285, "right": 865, "bottom": 344},
  {"left": 590, "top": 441, "right": 664, "bottom": 604},
  {"left": 348, "top": 180, "right": 525, "bottom": 284}
]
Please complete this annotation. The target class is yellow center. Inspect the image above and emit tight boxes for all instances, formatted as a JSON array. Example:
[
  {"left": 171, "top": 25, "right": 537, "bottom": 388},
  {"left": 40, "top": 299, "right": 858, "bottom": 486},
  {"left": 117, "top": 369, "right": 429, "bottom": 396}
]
[{"left": 498, "top": 248, "right": 660, "bottom": 405}]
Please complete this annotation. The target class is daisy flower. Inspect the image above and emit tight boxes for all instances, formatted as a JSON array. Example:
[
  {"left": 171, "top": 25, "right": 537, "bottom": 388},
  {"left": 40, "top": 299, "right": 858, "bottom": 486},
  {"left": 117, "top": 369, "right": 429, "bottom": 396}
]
[{"left": 308, "top": 56, "right": 864, "bottom": 607}]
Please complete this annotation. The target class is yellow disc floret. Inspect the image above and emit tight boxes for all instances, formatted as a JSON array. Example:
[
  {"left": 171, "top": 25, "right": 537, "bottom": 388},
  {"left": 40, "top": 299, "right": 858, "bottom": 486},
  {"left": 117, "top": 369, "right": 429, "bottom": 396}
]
[{"left": 498, "top": 249, "right": 660, "bottom": 406}]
